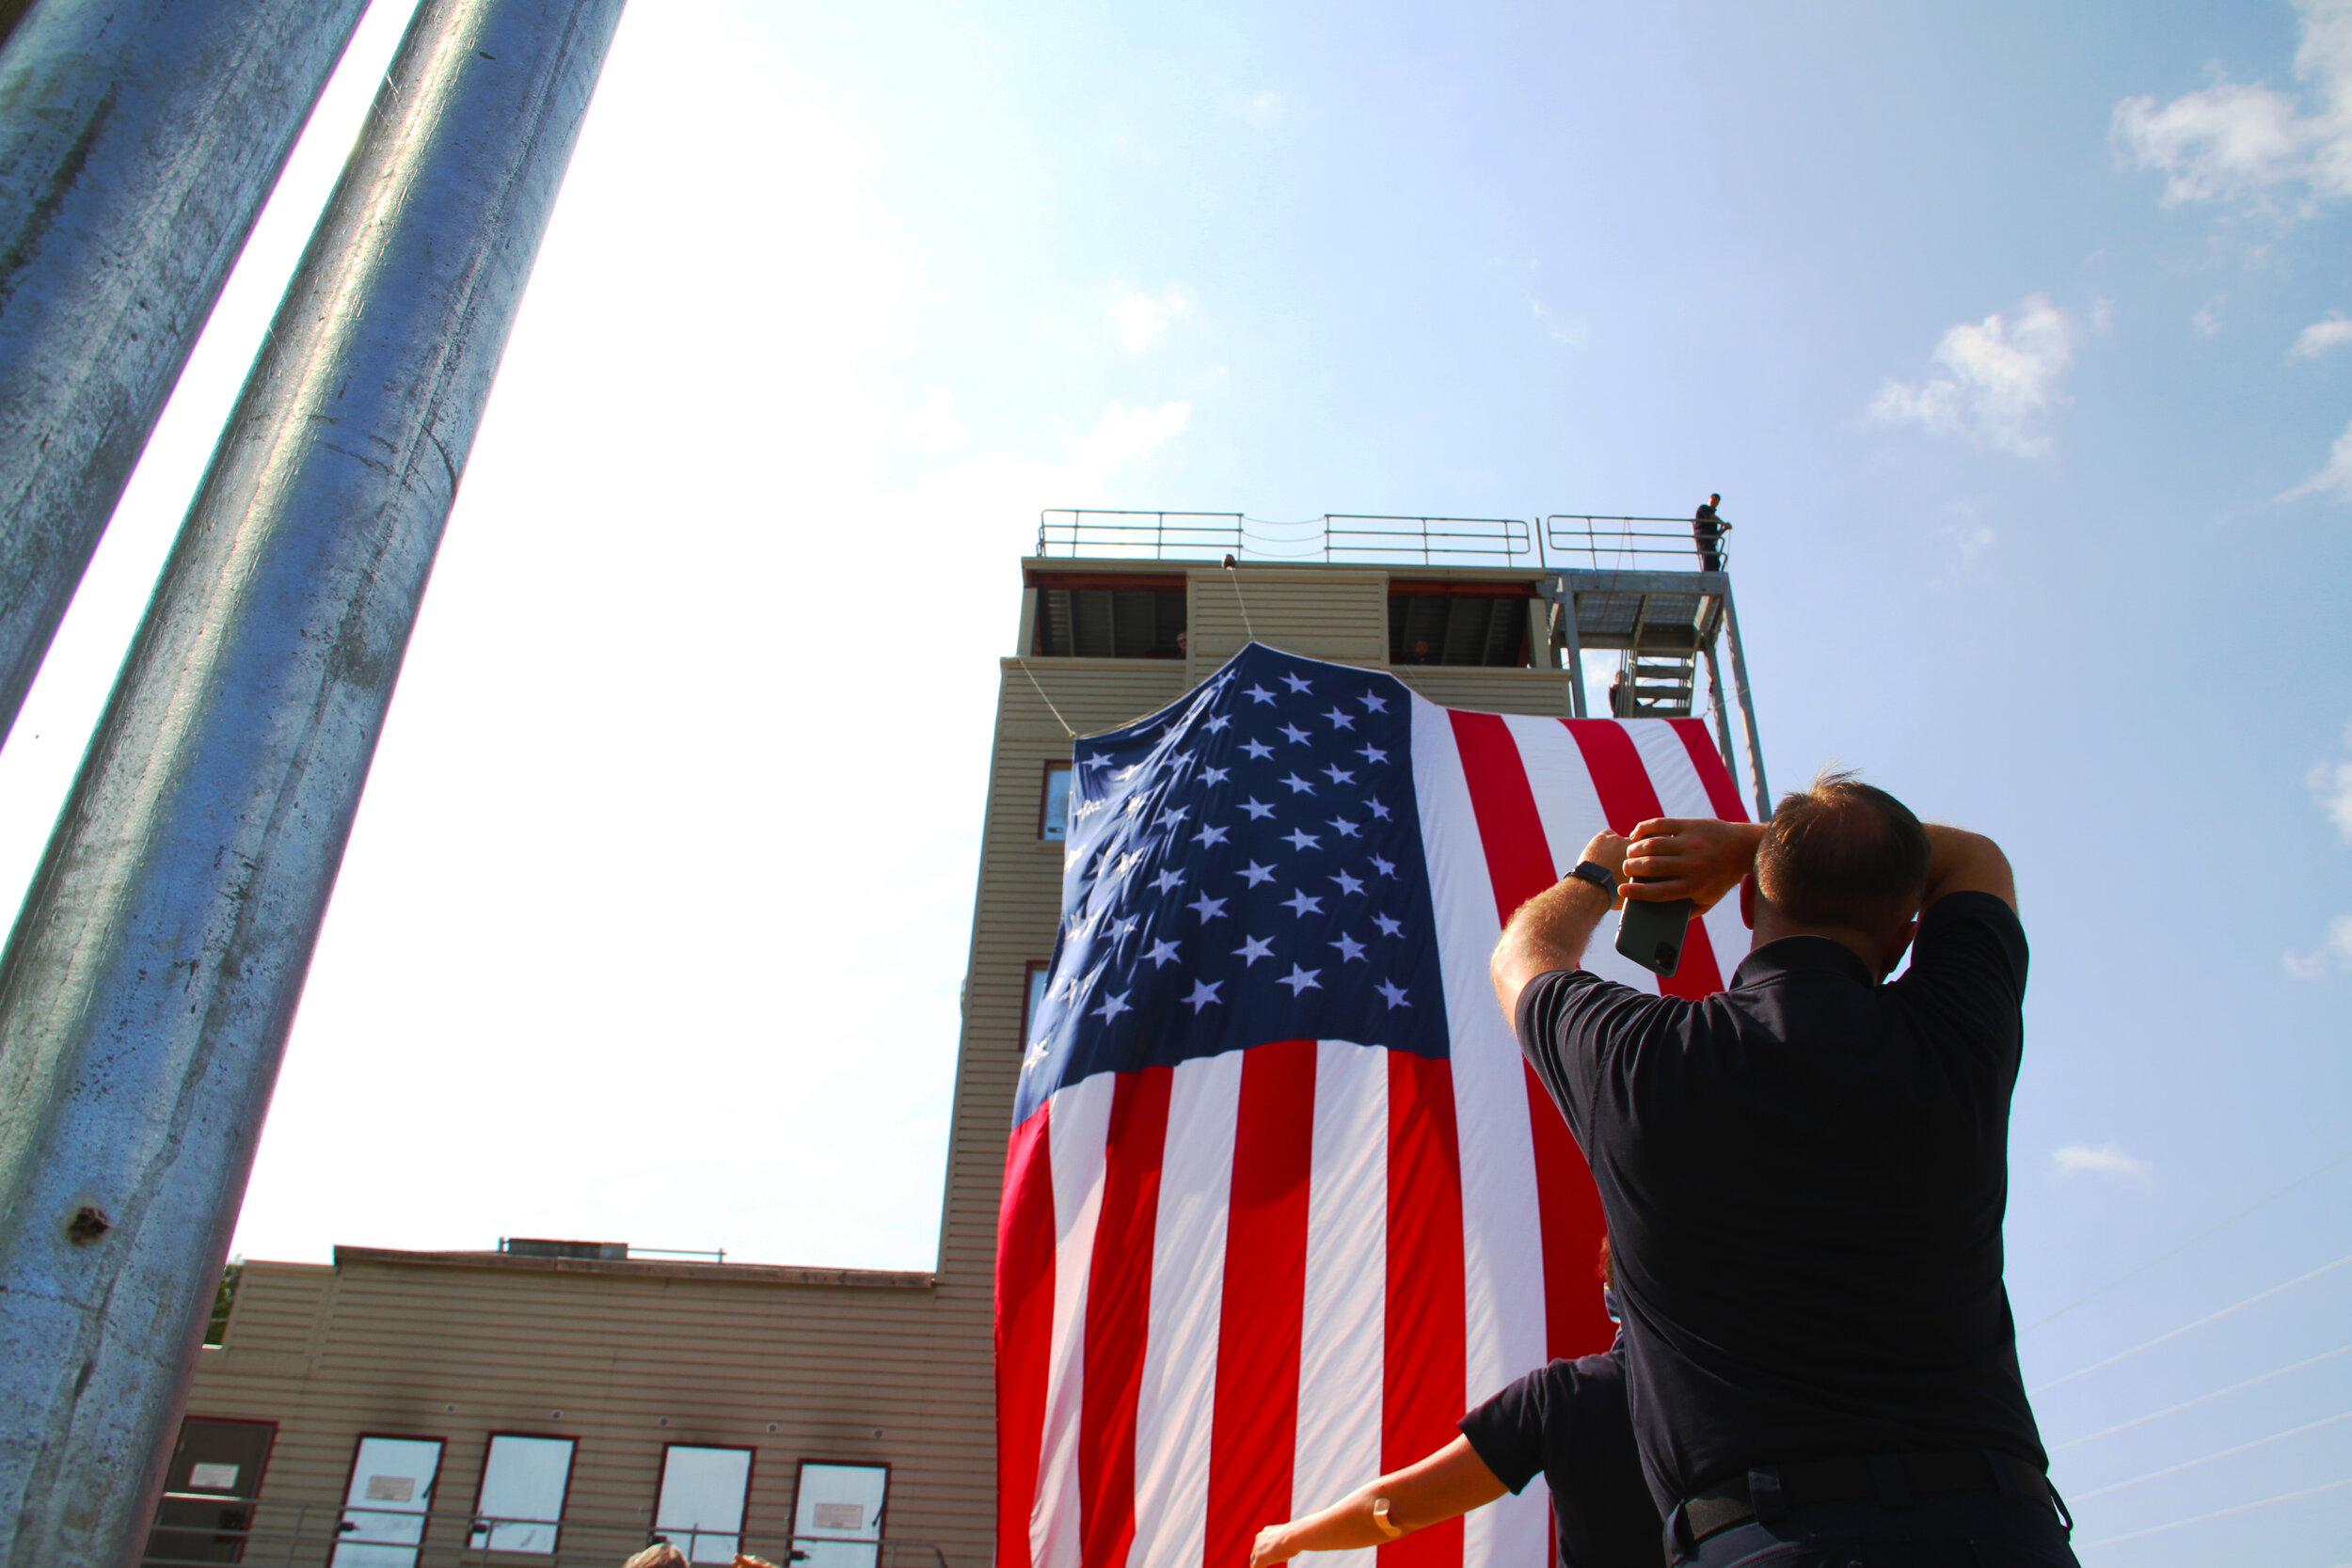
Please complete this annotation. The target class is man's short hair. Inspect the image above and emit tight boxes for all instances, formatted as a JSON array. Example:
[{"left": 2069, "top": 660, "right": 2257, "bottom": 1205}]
[{"left": 1756, "top": 768, "right": 1931, "bottom": 935}]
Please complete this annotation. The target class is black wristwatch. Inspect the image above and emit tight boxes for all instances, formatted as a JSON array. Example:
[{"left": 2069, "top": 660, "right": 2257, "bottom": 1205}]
[{"left": 1566, "top": 860, "right": 1616, "bottom": 898}]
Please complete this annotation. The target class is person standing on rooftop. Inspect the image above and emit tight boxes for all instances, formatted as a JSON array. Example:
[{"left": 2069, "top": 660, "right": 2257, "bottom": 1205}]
[{"left": 1692, "top": 494, "right": 1728, "bottom": 571}]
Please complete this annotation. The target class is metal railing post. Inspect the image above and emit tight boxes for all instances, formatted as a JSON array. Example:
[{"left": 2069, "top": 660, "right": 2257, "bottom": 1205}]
[
  {"left": 1719, "top": 584, "right": 1770, "bottom": 819},
  {"left": 0, "top": 3, "right": 627, "bottom": 1561},
  {"left": 0, "top": 0, "right": 372, "bottom": 747}
]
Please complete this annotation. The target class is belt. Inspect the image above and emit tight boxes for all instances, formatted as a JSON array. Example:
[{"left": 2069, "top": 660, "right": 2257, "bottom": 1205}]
[{"left": 1665, "top": 1449, "right": 2071, "bottom": 1559}]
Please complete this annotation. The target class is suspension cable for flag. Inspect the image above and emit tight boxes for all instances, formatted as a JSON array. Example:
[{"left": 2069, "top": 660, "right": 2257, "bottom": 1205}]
[
  {"left": 2075, "top": 1473, "right": 2352, "bottom": 1550},
  {"left": 2049, "top": 1339, "right": 2352, "bottom": 1452},
  {"left": 2072, "top": 1406, "right": 2352, "bottom": 1502},
  {"left": 2030, "top": 1248, "right": 2352, "bottom": 1396},
  {"left": 2022, "top": 1144, "right": 2352, "bottom": 1336},
  {"left": 1222, "top": 553, "right": 1256, "bottom": 640},
  {"left": 1014, "top": 658, "right": 1077, "bottom": 738}
]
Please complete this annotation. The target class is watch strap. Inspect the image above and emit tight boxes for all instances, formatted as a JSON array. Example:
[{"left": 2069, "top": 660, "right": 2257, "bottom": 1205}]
[{"left": 1567, "top": 860, "right": 1616, "bottom": 898}]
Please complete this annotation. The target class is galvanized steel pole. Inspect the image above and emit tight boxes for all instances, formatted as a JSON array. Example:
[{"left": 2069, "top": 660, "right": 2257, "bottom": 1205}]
[
  {"left": 0, "top": 1, "right": 624, "bottom": 1560},
  {"left": 0, "top": 0, "right": 372, "bottom": 746}
]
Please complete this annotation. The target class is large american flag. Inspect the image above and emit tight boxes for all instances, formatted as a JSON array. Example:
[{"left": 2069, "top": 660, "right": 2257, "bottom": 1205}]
[{"left": 995, "top": 643, "right": 1748, "bottom": 1568}]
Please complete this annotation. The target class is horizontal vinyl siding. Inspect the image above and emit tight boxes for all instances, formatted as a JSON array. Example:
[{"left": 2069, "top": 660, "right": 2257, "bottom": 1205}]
[
  {"left": 187, "top": 1260, "right": 997, "bottom": 1566},
  {"left": 1391, "top": 666, "right": 1576, "bottom": 714},
  {"left": 1186, "top": 567, "right": 1388, "bottom": 668}
]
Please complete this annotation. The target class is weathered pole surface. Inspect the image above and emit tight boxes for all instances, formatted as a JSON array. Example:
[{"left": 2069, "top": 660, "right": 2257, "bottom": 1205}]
[
  {"left": 0, "top": 0, "right": 372, "bottom": 746},
  {"left": 0, "top": 1, "right": 625, "bottom": 1560}
]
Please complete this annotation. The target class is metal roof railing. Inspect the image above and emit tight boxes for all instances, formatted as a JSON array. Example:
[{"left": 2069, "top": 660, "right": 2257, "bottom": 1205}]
[
  {"left": 1544, "top": 515, "right": 1724, "bottom": 571},
  {"left": 1035, "top": 510, "right": 1533, "bottom": 566}
]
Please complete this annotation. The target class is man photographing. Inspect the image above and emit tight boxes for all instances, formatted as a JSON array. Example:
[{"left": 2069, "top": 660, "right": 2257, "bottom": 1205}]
[{"left": 1489, "top": 772, "right": 2075, "bottom": 1567}]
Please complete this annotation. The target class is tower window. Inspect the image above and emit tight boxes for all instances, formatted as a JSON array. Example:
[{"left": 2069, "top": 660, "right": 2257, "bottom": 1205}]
[
  {"left": 1031, "top": 576, "right": 1186, "bottom": 658},
  {"left": 1389, "top": 585, "right": 1536, "bottom": 667}
]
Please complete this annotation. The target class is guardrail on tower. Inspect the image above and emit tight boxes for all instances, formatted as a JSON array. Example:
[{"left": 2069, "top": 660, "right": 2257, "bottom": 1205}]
[
  {"left": 1036, "top": 510, "right": 1534, "bottom": 565},
  {"left": 1544, "top": 515, "right": 1725, "bottom": 570}
]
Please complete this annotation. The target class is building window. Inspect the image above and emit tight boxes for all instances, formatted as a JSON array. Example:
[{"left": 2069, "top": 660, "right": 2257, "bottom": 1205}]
[
  {"left": 332, "top": 1434, "right": 444, "bottom": 1567},
  {"left": 1389, "top": 584, "right": 1536, "bottom": 667},
  {"left": 143, "top": 1417, "right": 274, "bottom": 1568},
  {"left": 1031, "top": 575, "right": 1186, "bottom": 658},
  {"left": 1024, "top": 962, "right": 1051, "bottom": 1050},
  {"left": 791, "top": 1461, "right": 890, "bottom": 1568},
  {"left": 654, "top": 1445, "right": 755, "bottom": 1564},
  {"left": 1040, "top": 762, "right": 1073, "bottom": 841},
  {"left": 469, "top": 1434, "right": 576, "bottom": 1555}
]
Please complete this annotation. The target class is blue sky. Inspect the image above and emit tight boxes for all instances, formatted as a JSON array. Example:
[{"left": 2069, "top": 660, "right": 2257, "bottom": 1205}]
[{"left": 0, "top": 0, "right": 2346, "bottom": 1559}]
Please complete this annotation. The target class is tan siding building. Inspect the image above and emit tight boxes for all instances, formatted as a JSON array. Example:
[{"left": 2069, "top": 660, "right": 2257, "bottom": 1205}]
[{"left": 175, "top": 556, "right": 1572, "bottom": 1568}]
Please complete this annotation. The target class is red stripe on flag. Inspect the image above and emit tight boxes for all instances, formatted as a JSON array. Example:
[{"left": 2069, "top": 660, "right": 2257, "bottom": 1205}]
[
  {"left": 996, "top": 1104, "right": 1057, "bottom": 1568},
  {"left": 1666, "top": 718, "right": 1750, "bottom": 822},
  {"left": 1205, "top": 1039, "right": 1317, "bottom": 1568},
  {"left": 1446, "top": 710, "right": 1613, "bottom": 1359},
  {"left": 1382, "top": 1051, "right": 1467, "bottom": 1568},
  {"left": 1562, "top": 721, "right": 1725, "bottom": 999},
  {"left": 1080, "top": 1067, "right": 1173, "bottom": 1568}
]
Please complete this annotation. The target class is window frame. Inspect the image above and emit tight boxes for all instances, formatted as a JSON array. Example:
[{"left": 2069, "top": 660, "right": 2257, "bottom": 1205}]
[
  {"left": 329, "top": 1430, "right": 447, "bottom": 1568},
  {"left": 651, "top": 1441, "right": 759, "bottom": 1565},
  {"left": 1037, "top": 759, "right": 1073, "bottom": 843},
  {"left": 465, "top": 1430, "right": 579, "bottom": 1556},
  {"left": 787, "top": 1457, "right": 893, "bottom": 1568},
  {"left": 1022, "top": 961, "right": 1051, "bottom": 1050}
]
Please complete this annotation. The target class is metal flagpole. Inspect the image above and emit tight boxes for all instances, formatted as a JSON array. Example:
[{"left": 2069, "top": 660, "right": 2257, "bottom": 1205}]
[
  {"left": 0, "top": 0, "right": 372, "bottom": 747},
  {"left": 0, "top": 1, "right": 625, "bottom": 1560}
]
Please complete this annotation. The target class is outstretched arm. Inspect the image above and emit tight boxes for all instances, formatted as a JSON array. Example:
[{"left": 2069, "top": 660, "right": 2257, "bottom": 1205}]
[
  {"left": 1249, "top": 1437, "right": 1507, "bottom": 1565},
  {"left": 1490, "top": 832, "right": 1627, "bottom": 1021}
]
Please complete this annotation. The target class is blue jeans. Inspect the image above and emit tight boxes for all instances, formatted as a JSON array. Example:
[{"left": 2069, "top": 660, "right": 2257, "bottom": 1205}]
[{"left": 1668, "top": 1492, "right": 2079, "bottom": 1568}]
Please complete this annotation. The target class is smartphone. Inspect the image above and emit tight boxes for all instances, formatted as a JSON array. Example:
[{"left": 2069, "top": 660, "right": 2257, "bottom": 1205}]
[{"left": 1615, "top": 879, "right": 1693, "bottom": 977}]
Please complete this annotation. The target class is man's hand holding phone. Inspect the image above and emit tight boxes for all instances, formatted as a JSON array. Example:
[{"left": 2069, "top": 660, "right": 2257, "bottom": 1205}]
[{"left": 1619, "top": 817, "right": 1766, "bottom": 912}]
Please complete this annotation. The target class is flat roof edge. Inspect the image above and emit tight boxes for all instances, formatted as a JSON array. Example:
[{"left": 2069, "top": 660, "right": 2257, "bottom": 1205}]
[{"left": 330, "top": 1246, "right": 935, "bottom": 1290}]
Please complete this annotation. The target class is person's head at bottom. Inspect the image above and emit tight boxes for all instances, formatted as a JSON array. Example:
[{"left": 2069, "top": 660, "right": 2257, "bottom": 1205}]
[
  {"left": 623, "top": 1545, "right": 686, "bottom": 1568},
  {"left": 1741, "top": 768, "right": 1931, "bottom": 980}
]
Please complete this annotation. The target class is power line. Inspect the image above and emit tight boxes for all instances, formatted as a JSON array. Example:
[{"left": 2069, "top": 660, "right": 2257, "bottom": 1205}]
[
  {"left": 2050, "top": 1341, "right": 2352, "bottom": 1452},
  {"left": 2076, "top": 1473, "right": 2352, "bottom": 1550},
  {"left": 2023, "top": 1146, "right": 2352, "bottom": 1336},
  {"left": 2030, "top": 1250, "right": 2352, "bottom": 1397},
  {"left": 2073, "top": 1407, "right": 2352, "bottom": 1500}
]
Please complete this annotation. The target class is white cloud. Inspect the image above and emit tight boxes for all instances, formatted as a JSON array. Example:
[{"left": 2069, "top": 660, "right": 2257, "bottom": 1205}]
[
  {"left": 1058, "top": 399, "right": 1192, "bottom": 474},
  {"left": 1869, "top": 294, "right": 2084, "bottom": 456},
  {"left": 1107, "top": 285, "right": 1191, "bottom": 350},
  {"left": 2280, "top": 413, "right": 2352, "bottom": 499},
  {"left": 2292, "top": 314, "right": 2352, "bottom": 356},
  {"left": 2112, "top": 0, "right": 2352, "bottom": 213},
  {"left": 2284, "top": 913, "right": 2352, "bottom": 976},
  {"left": 2055, "top": 1144, "right": 2153, "bottom": 1181},
  {"left": 893, "top": 385, "right": 970, "bottom": 455},
  {"left": 2193, "top": 298, "right": 2226, "bottom": 337},
  {"left": 1529, "top": 297, "right": 1587, "bottom": 347},
  {"left": 1227, "top": 88, "right": 1284, "bottom": 127},
  {"left": 2310, "top": 721, "right": 2352, "bottom": 839}
]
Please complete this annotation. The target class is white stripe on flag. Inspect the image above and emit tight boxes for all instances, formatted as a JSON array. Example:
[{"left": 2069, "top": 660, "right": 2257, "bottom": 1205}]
[
  {"left": 1501, "top": 715, "right": 1659, "bottom": 991},
  {"left": 1406, "top": 697, "right": 1552, "bottom": 1568},
  {"left": 1626, "top": 720, "right": 1752, "bottom": 983},
  {"left": 1036, "top": 1076, "right": 1116, "bottom": 1568},
  {"left": 1293, "top": 1040, "right": 1389, "bottom": 1568},
  {"left": 1131, "top": 1053, "right": 1243, "bottom": 1568}
]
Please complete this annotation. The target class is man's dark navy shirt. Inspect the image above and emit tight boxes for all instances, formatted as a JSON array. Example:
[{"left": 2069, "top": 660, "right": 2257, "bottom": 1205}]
[
  {"left": 1513, "top": 892, "right": 2044, "bottom": 1515},
  {"left": 1457, "top": 1341, "right": 1659, "bottom": 1568}
]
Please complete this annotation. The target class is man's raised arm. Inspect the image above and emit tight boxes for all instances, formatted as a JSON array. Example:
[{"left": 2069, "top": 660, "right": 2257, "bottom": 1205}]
[
  {"left": 1489, "top": 831, "right": 1627, "bottom": 1019},
  {"left": 1920, "top": 823, "right": 2017, "bottom": 913}
]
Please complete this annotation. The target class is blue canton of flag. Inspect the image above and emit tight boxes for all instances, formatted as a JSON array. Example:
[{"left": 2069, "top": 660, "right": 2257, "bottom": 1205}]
[{"left": 1015, "top": 643, "right": 1449, "bottom": 1124}]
